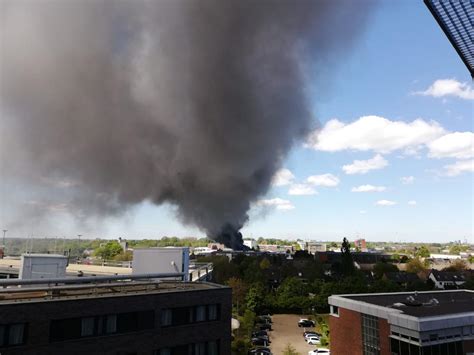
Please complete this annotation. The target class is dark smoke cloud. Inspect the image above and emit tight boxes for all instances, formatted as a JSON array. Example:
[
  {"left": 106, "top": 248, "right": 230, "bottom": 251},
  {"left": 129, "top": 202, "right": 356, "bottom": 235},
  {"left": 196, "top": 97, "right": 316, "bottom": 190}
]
[{"left": 0, "top": 0, "right": 373, "bottom": 248}]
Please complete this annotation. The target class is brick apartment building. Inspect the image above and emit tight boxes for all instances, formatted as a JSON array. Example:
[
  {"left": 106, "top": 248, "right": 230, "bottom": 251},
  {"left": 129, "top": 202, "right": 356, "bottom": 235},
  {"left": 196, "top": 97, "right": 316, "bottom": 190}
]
[
  {"left": 329, "top": 290, "right": 474, "bottom": 355},
  {"left": 0, "top": 279, "right": 231, "bottom": 355}
]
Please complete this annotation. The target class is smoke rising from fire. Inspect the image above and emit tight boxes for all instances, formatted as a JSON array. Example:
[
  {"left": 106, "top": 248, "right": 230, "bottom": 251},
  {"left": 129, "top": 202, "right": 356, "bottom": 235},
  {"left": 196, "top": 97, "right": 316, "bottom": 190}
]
[{"left": 0, "top": 1, "right": 373, "bottom": 248}]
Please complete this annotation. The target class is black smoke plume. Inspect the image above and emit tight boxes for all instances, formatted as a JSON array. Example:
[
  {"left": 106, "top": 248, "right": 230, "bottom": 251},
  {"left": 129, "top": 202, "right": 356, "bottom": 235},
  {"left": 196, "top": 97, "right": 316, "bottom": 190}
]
[{"left": 0, "top": 1, "right": 373, "bottom": 248}]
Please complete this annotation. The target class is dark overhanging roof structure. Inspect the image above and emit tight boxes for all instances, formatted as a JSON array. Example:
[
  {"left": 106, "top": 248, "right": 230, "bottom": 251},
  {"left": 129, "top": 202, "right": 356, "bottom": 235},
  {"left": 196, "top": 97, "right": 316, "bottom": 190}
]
[{"left": 424, "top": 0, "right": 474, "bottom": 78}]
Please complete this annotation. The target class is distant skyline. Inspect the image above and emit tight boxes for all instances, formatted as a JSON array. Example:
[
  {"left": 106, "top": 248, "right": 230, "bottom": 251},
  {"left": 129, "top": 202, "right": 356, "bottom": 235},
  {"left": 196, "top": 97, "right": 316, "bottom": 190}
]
[{"left": 1, "top": 0, "right": 472, "bottom": 243}]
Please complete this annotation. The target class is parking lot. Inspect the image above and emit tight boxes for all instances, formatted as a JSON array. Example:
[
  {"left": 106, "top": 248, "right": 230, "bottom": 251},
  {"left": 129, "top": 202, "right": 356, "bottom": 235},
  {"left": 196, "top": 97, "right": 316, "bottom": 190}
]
[{"left": 268, "top": 314, "right": 319, "bottom": 354}]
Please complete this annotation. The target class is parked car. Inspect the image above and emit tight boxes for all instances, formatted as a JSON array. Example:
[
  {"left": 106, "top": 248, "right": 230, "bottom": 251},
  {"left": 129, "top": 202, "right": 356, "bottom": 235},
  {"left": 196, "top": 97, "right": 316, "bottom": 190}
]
[
  {"left": 257, "top": 315, "right": 273, "bottom": 323},
  {"left": 305, "top": 333, "right": 320, "bottom": 341},
  {"left": 298, "top": 319, "right": 315, "bottom": 328},
  {"left": 303, "top": 331, "right": 322, "bottom": 338},
  {"left": 308, "top": 349, "right": 330, "bottom": 355},
  {"left": 251, "top": 338, "right": 269, "bottom": 347},
  {"left": 306, "top": 336, "right": 321, "bottom": 345},
  {"left": 259, "top": 323, "right": 272, "bottom": 331},
  {"left": 252, "top": 330, "right": 268, "bottom": 338},
  {"left": 254, "top": 335, "right": 270, "bottom": 343},
  {"left": 249, "top": 347, "right": 272, "bottom": 355}
]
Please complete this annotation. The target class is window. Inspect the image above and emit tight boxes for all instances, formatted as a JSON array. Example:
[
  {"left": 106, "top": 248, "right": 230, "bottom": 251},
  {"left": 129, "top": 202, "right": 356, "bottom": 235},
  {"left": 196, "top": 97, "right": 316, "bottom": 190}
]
[
  {"left": 0, "top": 323, "right": 27, "bottom": 347},
  {"left": 81, "top": 318, "right": 95, "bottom": 337},
  {"left": 195, "top": 306, "right": 206, "bottom": 322},
  {"left": 330, "top": 305, "right": 339, "bottom": 316},
  {"left": 194, "top": 342, "right": 206, "bottom": 355},
  {"left": 161, "top": 309, "right": 172, "bottom": 326},
  {"left": 105, "top": 315, "right": 117, "bottom": 334},
  {"left": 162, "top": 305, "right": 220, "bottom": 327},
  {"left": 208, "top": 341, "right": 219, "bottom": 355},
  {"left": 361, "top": 314, "right": 380, "bottom": 355},
  {"left": 421, "top": 341, "right": 463, "bottom": 355},
  {"left": 50, "top": 311, "right": 154, "bottom": 342},
  {"left": 208, "top": 304, "right": 218, "bottom": 321},
  {"left": 0, "top": 326, "right": 4, "bottom": 347}
]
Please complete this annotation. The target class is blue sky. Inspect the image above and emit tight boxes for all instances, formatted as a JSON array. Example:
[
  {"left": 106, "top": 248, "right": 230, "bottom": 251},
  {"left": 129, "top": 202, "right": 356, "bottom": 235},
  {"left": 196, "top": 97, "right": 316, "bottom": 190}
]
[{"left": 32, "top": 0, "right": 474, "bottom": 243}]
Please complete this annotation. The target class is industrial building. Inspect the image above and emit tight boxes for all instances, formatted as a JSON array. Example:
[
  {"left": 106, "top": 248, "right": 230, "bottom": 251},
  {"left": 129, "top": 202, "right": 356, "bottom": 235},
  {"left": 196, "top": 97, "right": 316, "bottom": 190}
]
[
  {"left": 0, "top": 276, "right": 231, "bottom": 355},
  {"left": 329, "top": 290, "right": 474, "bottom": 355},
  {"left": 0, "top": 248, "right": 227, "bottom": 354}
]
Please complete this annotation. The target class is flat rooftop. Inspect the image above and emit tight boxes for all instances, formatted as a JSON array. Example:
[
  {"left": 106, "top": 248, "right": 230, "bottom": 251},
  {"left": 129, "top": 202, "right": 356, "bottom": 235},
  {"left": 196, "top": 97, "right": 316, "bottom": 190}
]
[
  {"left": 0, "top": 258, "right": 132, "bottom": 276},
  {"left": 0, "top": 280, "right": 226, "bottom": 305},
  {"left": 344, "top": 290, "right": 474, "bottom": 317}
]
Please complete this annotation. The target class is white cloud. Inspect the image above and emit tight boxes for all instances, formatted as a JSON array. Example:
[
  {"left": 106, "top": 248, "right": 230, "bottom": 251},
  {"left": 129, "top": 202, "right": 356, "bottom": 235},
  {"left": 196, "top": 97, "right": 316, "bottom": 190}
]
[
  {"left": 408, "top": 200, "right": 417, "bottom": 206},
  {"left": 359, "top": 210, "right": 367, "bottom": 214},
  {"left": 401, "top": 176, "right": 415, "bottom": 184},
  {"left": 307, "top": 115, "right": 444, "bottom": 153},
  {"left": 257, "top": 198, "right": 295, "bottom": 211},
  {"left": 428, "top": 132, "right": 474, "bottom": 159},
  {"left": 444, "top": 160, "right": 474, "bottom": 176},
  {"left": 288, "top": 184, "right": 317, "bottom": 196},
  {"left": 375, "top": 200, "right": 396, "bottom": 206},
  {"left": 342, "top": 154, "right": 388, "bottom": 175},
  {"left": 272, "top": 168, "right": 295, "bottom": 186},
  {"left": 306, "top": 173, "right": 340, "bottom": 187},
  {"left": 414, "top": 79, "right": 474, "bottom": 100},
  {"left": 351, "top": 184, "right": 386, "bottom": 192}
]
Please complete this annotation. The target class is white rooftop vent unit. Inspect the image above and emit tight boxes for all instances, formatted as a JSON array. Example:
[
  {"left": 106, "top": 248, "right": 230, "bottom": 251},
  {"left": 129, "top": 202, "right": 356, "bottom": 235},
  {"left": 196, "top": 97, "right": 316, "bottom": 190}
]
[
  {"left": 132, "top": 247, "right": 190, "bottom": 281},
  {"left": 19, "top": 254, "right": 68, "bottom": 280}
]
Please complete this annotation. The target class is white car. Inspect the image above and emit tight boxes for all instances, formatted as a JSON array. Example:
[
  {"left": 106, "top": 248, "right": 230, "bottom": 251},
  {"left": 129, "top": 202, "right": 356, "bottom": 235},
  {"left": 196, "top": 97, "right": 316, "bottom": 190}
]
[
  {"left": 306, "top": 336, "right": 321, "bottom": 345},
  {"left": 308, "top": 349, "right": 330, "bottom": 355}
]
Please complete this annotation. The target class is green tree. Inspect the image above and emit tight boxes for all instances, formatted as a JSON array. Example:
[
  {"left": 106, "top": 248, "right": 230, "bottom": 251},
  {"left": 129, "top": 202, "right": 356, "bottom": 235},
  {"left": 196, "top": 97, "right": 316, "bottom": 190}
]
[
  {"left": 443, "top": 259, "right": 468, "bottom": 272},
  {"left": 405, "top": 257, "right": 427, "bottom": 274},
  {"left": 341, "top": 237, "right": 355, "bottom": 276},
  {"left": 93, "top": 241, "right": 123, "bottom": 260},
  {"left": 370, "top": 279, "right": 403, "bottom": 293},
  {"left": 415, "top": 246, "right": 430, "bottom": 258},
  {"left": 245, "top": 283, "right": 266, "bottom": 313},
  {"left": 275, "top": 277, "right": 311, "bottom": 312},
  {"left": 373, "top": 261, "right": 399, "bottom": 279},
  {"left": 449, "top": 244, "right": 468, "bottom": 255},
  {"left": 283, "top": 344, "right": 301, "bottom": 355},
  {"left": 259, "top": 257, "right": 271, "bottom": 270},
  {"left": 113, "top": 250, "right": 133, "bottom": 261},
  {"left": 227, "top": 277, "right": 249, "bottom": 314},
  {"left": 464, "top": 275, "right": 474, "bottom": 290}
]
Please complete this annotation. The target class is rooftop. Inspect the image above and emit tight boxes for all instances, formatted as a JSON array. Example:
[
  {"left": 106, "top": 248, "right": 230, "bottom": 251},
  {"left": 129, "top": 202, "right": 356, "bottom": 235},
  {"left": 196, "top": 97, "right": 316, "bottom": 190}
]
[
  {"left": 0, "top": 280, "right": 226, "bottom": 305},
  {"left": 344, "top": 290, "right": 474, "bottom": 317}
]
